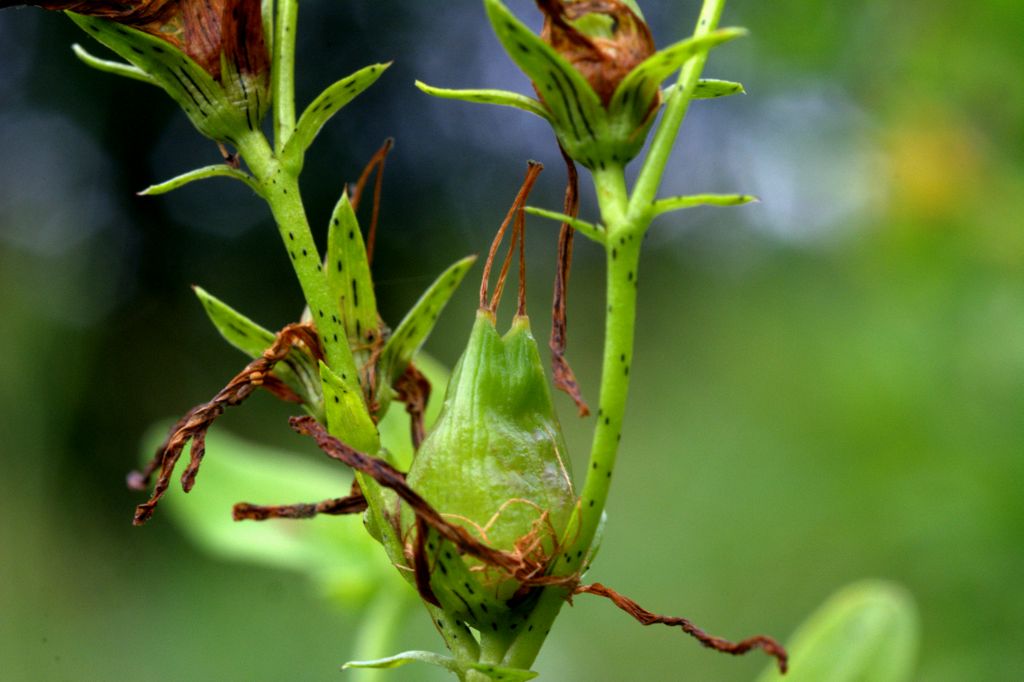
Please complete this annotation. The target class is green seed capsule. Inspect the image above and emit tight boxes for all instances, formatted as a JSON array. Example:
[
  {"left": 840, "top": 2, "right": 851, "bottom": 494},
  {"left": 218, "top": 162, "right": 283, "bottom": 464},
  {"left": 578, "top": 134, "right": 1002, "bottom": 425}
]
[{"left": 405, "top": 309, "right": 576, "bottom": 627}]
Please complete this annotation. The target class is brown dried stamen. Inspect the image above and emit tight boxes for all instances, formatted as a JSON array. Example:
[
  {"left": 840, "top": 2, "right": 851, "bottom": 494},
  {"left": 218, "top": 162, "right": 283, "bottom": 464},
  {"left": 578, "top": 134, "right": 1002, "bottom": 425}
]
[
  {"left": 393, "top": 362, "right": 432, "bottom": 451},
  {"left": 350, "top": 137, "right": 394, "bottom": 266},
  {"left": 573, "top": 582, "right": 789, "bottom": 672},
  {"left": 128, "top": 323, "right": 322, "bottom": 526},
  {"left": 550, "top": 146, "right": 589, "bottom": 416},
  {"left": 232, "top": 494, "right": 368, "bottom": 521},
  {"left": 479, "top": 162, "right": 544, "bottom": 314}
]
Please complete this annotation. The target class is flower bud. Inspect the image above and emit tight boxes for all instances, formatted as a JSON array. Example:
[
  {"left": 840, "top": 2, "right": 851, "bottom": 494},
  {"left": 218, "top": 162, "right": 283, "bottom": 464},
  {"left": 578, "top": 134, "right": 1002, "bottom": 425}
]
[
  {"left": 475, "top": 0, "right": 742, "bottom": 170},
  {"left": 3, "top": 0, "right": 270, "bottom": 143}
]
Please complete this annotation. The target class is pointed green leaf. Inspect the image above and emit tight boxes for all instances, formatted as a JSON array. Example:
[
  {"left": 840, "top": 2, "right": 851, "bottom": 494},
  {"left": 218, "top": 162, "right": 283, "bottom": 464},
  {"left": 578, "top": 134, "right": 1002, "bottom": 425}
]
[
  {"left": 344, "top": 650, "right": 538, "bottom": 680},
  {"left": 138, "top": 165, "right": 263, "bottom": 197},
  {"left": 756, "top": 581, "right": 919, "bottom": 682},
  {"left": 145, "top": 424, "right": 398, "bottom": 604},
  {"left": 652, "top": 193, "right": 758, "bottom": 217},
  {"left": 194, "top": 285, "right": 276, "bottom": 357},
  {"left": 524, "top": 206, "right": 605, "bottom": 245},
  {"left": 379, "top": 256, "right": 476, "bottom": 385},
  {"left": 326, "top": 193, "right": 379, "bottom": 347},
  {"left": 671, "top": 78, "right": 746, "bottom": 100},
  {"left": 68, "top": 14, "right": 248, "bottom": 143},
  {"left": 282, "top": 63, "right": 391, "bottom": 169},
  {"left": 71, "top": 43, "right": 155, "bottom": 85},
  {"left": 193, "top": 286, "right": 323, "bottom": 420},
  {"left": 320, "top": 361, "right": 379, "bottom": 454},
  {"left": 483, "top": 0, "right": 606, "bottom": 151},
  {"left": 415, "top": 81, "right": 552, "bottom": 121},
  {"left": 609, "top": 28, "right": 747, "bottom": 126}
]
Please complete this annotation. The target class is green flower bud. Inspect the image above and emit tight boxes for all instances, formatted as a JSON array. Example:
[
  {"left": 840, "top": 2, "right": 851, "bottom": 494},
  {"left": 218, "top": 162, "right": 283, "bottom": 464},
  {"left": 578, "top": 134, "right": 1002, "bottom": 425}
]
[
  {"left": 414, "top": 0, "right": 744, "bottom": 170},
  {"left": 404, "top": 310, "right": 576, "bottom": 627}
]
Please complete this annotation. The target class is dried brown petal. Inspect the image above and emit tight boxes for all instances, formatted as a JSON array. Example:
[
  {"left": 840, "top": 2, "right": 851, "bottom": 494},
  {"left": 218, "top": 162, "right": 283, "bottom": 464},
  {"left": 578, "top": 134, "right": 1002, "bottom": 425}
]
[
  {"left": 3, "top": 0, "right": 267, "bottom": 81},
  {"left": 537, "top": 0, "right": 655, "bottom": 105}
]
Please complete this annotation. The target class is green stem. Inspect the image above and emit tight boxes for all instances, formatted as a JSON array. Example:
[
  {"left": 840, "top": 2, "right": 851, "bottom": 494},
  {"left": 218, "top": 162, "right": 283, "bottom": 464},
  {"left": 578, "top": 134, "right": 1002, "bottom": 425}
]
[
  {"left": 630, "top": 0, "right": 726, "bottom": 216},
  {"left": 271, "top": 0, "right": 299, "bottom": 153},
  {"left": 505, "top": 1, "right": 728, "bottom": 668},
  {"left": 233, "top": 132, "right": 400, "bottom": 590},
  {"left": 234, "top": 130, "right": 358, "bottom": 380}
]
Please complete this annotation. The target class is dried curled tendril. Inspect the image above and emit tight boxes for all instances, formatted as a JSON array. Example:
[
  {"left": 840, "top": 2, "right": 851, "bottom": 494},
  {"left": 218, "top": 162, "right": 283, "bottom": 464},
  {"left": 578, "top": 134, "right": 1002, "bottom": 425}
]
[{"left": 128, "top": 317, "right": 786, "bottom": 672}]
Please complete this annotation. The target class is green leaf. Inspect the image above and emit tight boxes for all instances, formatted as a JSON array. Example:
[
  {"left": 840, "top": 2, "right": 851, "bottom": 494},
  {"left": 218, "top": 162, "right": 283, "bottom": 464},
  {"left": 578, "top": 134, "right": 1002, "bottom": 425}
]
[
  {"left": 483, "top": 0, "right": 606, "bottom": 152},
  {"left": 344, "top": 650, "right": 538, "bottom": 680},
  {"left": 146, "top": 424, "right": 397, "bottom": 604},
  {"left": 320, "top": 361, "right": 379, "bottom": 454},
  {"left": 415, "top": 81, "right": 552, "bottom": 121},
  {"left": 677, "top": 78, "right": 746, "bottom": 100},
  {"left": 652, "top": 193, "right": 758, "bottom": 217},
  {"left": 326, "top": 193, "right": 379, "bottom": 347},
  {"left": 194, "top": 285, "right": 276, "bottom": 357},
  {"left": 756, "top": 581, "right": 920, "bottom": 682},
  {"left": 609, "top": 28, "right": 747, "bottom": 127},
  {"left": 71, "top": 43, "right": 155, "bottom": 85},
  {"left": 68, "top": 13, "right": 248, "bottom": 143},
  {"left": 379, "top": 255, "right": 476, "bottom": 386},
  {"left": 282, "top": 63, "right": 391, "bottom": 170},
  {"left": 524, "top": 206, "right": 605, "bottom": 245},
  {"left": 137, "top": 165, "right": 263, "bottom": 197},
  {"left": 193, "top": 286, "right": 323, "bottom": 420}
]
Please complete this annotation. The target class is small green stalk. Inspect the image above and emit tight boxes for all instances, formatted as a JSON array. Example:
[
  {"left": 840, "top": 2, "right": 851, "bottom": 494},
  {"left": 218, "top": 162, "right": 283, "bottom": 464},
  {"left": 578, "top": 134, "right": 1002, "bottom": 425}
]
[
  {"left": 234, "top": 130, "right": 359, "bottom": 382},
  {"left": 505, "top": 0, "right": 727, "bottom": 668},
  {"left": 631, "top": 0, "right": 726, "bottom": 213},
  {"left": 271, "top": 0, "right": 299, "bottom": 153}
]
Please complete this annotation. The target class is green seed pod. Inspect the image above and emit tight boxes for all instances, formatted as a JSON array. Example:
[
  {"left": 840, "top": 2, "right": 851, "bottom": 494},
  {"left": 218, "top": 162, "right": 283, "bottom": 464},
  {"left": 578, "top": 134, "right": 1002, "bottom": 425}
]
[{"left": 404, "top": 309, "right": 576, "bottom": 628}]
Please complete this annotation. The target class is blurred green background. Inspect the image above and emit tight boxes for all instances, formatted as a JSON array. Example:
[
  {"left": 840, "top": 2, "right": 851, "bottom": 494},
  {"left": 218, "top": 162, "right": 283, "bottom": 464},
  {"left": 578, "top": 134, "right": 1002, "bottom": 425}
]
[{"left": 1, "top": 1, "right": 1021, "bottom": 680}]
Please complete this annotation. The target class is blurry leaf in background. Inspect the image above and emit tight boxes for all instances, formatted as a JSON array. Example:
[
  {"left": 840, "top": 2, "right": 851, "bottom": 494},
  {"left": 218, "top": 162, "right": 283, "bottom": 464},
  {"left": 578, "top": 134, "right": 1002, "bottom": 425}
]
[
  {"left": 756, "top": 581, "right": 919, "bottom": 682},
  {"left": 148, "top": 424, "right": 394, "bottom": 605},
  {"left": 150, "top": 353, "right": 450, "bottom": 604}
]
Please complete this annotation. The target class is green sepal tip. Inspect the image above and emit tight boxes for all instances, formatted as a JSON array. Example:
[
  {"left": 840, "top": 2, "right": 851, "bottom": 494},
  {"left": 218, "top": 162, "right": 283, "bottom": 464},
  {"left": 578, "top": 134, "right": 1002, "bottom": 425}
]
[
  {"left": 282, "top": 63, "right": 391, "bottom": 172},
  {"left": 71, "top": 43, "right": 155, "bottom": 85},
  {"left": 379, "top": 255, "right": 477, "bottom": 387},
  {"left": 343, "top": 650, "right": 538, "bottom": 680},
  {"left": 524, "top": 206, "right": 605, "bottom": 245},
  {"left": 415, "top": 81, "right": 552, "bottom": 122},
  {"left": 652, "top": 193, "right": 758, "bottom": 217},
  {"left": 138, "top": 165, "right": 263, "bottom": 197}
]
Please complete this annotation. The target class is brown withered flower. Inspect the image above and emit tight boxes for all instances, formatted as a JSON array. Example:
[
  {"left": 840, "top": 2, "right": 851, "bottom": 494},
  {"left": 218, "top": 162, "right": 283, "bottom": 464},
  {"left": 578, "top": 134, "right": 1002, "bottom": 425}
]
[
  {"left": 0, "top": 0, "right": 268, "bottom": 82},
  {"left": 536, "top": 0, "right": 655, "bottom": 106}
]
